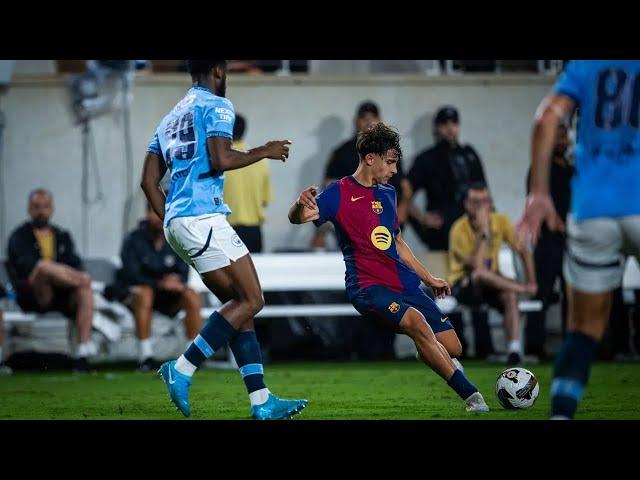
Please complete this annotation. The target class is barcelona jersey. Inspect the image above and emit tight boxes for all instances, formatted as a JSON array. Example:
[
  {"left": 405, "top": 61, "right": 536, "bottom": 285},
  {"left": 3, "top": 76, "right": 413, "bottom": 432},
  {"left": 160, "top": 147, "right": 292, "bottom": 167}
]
[{"left": 314, "top": 176, "right": 422, "bottom": 299}]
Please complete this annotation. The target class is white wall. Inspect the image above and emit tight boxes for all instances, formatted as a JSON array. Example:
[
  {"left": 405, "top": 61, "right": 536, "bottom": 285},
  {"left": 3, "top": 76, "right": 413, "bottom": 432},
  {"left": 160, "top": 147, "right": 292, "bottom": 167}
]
[{"left": 0, "top": 73, "right": 554, "bottom": 258}]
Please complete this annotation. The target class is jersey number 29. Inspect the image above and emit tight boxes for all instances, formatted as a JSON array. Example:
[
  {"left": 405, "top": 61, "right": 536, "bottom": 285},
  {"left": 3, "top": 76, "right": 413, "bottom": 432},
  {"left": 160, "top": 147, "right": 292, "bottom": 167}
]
[{"left": 164, "top": 112, "right": 196, "bottom": 168}]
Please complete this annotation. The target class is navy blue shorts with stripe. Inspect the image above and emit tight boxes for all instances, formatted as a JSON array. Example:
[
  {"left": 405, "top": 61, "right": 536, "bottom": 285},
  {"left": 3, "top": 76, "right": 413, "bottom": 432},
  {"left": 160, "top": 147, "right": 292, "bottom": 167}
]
[{"left": 350, "top": 285, "right": 454, "bottom": 334}]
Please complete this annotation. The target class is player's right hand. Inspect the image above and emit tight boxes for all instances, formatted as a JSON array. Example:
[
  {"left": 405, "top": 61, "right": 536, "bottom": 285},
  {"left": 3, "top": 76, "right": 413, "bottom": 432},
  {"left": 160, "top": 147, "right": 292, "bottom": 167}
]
[
  {"left": 516, "top": 193, "right": 562, "bottom": 247},
  {"left": 297, "top": 186, "right": 318, "bottom": 209},
  {"left": 264, "top": 140, "right": 292, "bottom": 162}
]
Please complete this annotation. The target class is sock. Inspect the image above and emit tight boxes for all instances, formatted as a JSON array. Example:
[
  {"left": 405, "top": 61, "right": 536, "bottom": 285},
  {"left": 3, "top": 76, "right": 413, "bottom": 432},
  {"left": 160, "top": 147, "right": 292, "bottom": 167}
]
[
  {"left": 508, "top": 340, "right": 521, "bottom": 354},
  {"left": 229, "top": 331, "right": 269, "bottom": 405},
  {"left": 139, "top": 338, "right": 153, "bottom": 362},
  {"left": 0, "top": 346, "right": 3, "bottom": 362},
  {"left": 175, "top": 355, "right": 197, "bottom": 376},
  {"left": 178, "top": 311, "right": 237, "bottom": 375},
  {"left": 249, "top": 388, "right": 270, "bottom": 406},
  {"left": 551, "top": 332, "right": 598, "bottom": 419},
  {"left": 76, "top": 341, "right": 93, "bottom": 359},
  {"left": 447, "top": 369, "right": 479, "bottom": 401}
]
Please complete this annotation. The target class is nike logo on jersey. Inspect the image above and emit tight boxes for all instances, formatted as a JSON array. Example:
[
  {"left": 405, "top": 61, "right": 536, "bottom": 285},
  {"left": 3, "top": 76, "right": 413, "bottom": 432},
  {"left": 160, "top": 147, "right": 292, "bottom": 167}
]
[
  {"left": 441, "top": 316, "right": 449, "bottom": 323},
  {"left": 351, "top": 196, "right": 365, "bottom": 202}
]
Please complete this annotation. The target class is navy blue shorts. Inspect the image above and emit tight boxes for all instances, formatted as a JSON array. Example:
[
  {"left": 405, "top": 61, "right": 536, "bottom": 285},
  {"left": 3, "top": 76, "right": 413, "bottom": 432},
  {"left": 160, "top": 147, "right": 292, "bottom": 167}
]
[{"left": 350, "top": 285, "right": 454, "bottom": 334}]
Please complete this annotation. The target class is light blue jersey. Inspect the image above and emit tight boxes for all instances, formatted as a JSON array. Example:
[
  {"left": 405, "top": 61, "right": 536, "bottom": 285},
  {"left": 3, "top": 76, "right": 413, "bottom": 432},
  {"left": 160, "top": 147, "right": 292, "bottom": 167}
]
[
  {"left": 554, "top": 60, "right": 640, "bottom": 220},
  {"left": 147, "top": 86, "right": 235, "bottom": 226}
]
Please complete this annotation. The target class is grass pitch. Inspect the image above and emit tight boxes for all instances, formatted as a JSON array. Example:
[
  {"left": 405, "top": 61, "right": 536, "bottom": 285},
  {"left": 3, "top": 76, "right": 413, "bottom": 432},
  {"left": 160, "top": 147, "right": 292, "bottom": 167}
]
[{"left": 1, "top": 360, "right": 638, "bottom": 420}]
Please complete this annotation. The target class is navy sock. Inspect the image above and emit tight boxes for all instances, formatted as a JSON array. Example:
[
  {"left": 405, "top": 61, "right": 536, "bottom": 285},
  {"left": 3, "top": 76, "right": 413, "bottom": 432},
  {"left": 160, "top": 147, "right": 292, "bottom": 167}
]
[
  {"left": 183, "top": 311, "right": 237, "bottom": 368},
  {"left": 229, "top": 331, "right": 267, "bottom": 394},
  {"left": 551, "top": 332, "right": 598, "bottom": 419},
  {"left": 447, "top": 369, "right": 478, "bottom": 401}
]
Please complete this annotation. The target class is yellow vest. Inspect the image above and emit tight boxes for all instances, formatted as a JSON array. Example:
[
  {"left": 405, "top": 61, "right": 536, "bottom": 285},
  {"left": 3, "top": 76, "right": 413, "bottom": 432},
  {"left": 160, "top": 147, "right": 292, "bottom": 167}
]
[{"left": 224, "top": 141, "right": 272, "bottom": 226}]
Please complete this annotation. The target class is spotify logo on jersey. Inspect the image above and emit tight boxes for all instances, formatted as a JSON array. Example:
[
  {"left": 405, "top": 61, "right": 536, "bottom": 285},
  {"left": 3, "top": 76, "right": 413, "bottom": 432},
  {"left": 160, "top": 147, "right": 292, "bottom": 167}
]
[{"left": 371, "top": 226, "right": 392, "bottom": 250}]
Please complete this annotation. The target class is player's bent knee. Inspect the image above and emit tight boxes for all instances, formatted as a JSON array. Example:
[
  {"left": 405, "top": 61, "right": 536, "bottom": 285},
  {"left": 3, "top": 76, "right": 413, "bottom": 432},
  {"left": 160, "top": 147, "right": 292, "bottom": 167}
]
[
  {"left": 247, "top": 294, "right": 265, "bottom": 316},
  {"left": 400, "top": 309, "right": 431, "bottom": 338},
  {"left": 447, "top": 338, "right": 463, "bottom": 358}
]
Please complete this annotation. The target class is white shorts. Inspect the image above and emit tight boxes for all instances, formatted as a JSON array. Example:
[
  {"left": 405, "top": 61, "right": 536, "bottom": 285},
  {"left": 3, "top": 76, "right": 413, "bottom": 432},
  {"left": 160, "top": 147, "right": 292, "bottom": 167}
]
[
  {"left": 564, "top": 215, "right": 640, "bottom": 293},
  {"left": 164, "top": 213, "right": 249, "bottom": 274}
]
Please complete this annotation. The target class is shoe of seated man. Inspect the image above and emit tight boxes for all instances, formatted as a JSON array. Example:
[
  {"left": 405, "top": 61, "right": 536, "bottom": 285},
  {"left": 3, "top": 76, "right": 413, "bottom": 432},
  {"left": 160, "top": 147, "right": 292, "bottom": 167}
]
[
  {"left": 251, "top": 392, "right": 308, "bottom": 420},
  {"left": 72, "top": 357, "right": 91, "bottom": 374},
  {"left": 0, "top": 362, "right": 13, "bottom": 376},
  {"left": 507, "top": 352, "right": 522, "bottom": 365},
  {"left": 138, "top": 357, "right": 159, "bottom": 372}
]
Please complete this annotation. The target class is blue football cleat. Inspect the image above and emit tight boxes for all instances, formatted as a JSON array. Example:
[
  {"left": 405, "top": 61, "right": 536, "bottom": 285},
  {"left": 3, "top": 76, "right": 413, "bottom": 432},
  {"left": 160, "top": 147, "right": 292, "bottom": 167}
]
[
  {"left": 158, "top": 360, "right": 192, "bottom": 417},
  {"left": 251, "top": 393, "right": 308, "bottom": 420}
]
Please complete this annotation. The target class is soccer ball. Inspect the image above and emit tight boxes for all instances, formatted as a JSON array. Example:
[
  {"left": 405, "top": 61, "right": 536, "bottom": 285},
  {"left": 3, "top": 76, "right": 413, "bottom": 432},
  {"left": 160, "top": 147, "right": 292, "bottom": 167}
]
[{"left": 495, "top": 368, "right": 540, "bottom": 409}]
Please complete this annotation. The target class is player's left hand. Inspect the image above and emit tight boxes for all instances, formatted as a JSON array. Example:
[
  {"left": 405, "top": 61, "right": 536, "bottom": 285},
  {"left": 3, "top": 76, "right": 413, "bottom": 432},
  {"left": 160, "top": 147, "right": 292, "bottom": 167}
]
[{"left": 428, "top": 277, "right": 451, "bottom": 299}]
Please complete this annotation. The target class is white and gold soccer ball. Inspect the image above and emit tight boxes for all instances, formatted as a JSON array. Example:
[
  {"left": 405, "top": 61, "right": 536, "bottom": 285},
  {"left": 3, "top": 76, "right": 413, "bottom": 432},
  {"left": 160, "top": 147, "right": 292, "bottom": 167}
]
[{"left": 495, "top": 367, "right": 540, "bottom": 409}]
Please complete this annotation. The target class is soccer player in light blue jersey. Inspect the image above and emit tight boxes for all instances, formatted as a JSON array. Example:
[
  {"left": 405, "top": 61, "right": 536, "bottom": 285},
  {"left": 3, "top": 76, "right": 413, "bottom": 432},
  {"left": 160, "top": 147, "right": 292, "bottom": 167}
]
[
  {"left": 518, "top": 60, "right": 640, "bottom": 419},
  {"left": 141, "top": 60, "right": 307, "bottom": 419}
]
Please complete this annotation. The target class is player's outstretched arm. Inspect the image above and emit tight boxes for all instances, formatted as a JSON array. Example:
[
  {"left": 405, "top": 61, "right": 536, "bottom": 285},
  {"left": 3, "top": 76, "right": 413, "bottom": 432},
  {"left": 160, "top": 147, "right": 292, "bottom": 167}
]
[
  {"left": 208, "top": 137, "right": 291, "bottom": 172},
  {"left": 140, "top": 152, "right": 168, "bottom": 221},
  {"left": 517, "top": 93, "right": 575, "bottom": 246},
  {"left": 395, "top": 232, "right": 451, "bottom": 298},
  {"left": 289, "top": 186, "right": 320, "bottom": 224}
]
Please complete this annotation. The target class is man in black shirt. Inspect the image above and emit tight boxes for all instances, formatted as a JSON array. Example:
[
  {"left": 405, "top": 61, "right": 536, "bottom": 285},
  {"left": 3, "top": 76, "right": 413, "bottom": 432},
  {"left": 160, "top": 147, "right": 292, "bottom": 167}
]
[
  {"left": 408, "top": 106, "right": 487, "bottom": 251},
  {"left": 7, "top": 189, "right": 95, "bottom": 372},
  {"left": 119, "top": 206, "right": 202, "bottom": 371},
  {"left": 311, "top": 101, "right": 412, "bottom": 249},
  {"left": 524, "top": 123, "right": 574, "bottom": 358}
]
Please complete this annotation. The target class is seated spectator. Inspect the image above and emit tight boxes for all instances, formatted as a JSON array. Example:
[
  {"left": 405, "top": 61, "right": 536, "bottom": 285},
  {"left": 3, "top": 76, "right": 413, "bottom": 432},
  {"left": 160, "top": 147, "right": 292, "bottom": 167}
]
[
  {"left": 448, "top": 182, "right": 537, "bottom": 364},
  {"left": 6, "top": 189, "right": 95, "bottom": 372},
  {"left": 119, "top": 205, "right": 202, "bottom": 371}
]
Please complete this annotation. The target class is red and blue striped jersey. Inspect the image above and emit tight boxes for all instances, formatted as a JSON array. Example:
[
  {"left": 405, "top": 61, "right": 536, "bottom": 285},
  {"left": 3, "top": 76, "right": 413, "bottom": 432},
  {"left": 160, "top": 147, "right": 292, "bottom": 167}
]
[{"left": 313, "top": 176, "right": 422, "bottom": 298}]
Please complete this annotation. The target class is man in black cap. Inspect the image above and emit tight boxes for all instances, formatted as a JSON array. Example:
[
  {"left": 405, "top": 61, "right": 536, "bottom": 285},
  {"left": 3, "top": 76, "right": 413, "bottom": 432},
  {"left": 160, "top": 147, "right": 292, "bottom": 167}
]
[
  {"left": 311, "top": 101, "right": 412, "bottom": 249},
  {"left": 408, "top": 105, "right": 488, "bottom": 251},
  {"left": 408, "top": 106, "right": 491, "bottom": 358}
]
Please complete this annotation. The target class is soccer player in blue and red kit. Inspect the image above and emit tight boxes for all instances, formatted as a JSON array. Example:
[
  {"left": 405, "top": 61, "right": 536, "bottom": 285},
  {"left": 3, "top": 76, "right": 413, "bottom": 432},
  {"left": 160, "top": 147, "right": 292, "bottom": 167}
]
[{"left": 289, "top": 122, "right": 489, "bottom": 413}]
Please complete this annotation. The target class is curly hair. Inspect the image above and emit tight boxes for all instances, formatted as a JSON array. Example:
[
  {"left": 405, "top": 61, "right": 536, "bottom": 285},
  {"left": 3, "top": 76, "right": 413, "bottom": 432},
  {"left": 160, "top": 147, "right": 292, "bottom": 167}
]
[
  {"left": 185, "top": 60, "right": 227, "bottom": 76},
  {"left": 356, "top": 122, "right": 402, "bottom": 161}
]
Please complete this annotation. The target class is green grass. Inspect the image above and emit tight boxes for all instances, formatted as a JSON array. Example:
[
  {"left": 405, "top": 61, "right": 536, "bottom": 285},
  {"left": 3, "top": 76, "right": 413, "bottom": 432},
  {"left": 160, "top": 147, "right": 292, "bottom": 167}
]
[{"left": 0, "top": 360, "right": 639, "bottom": 420}]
